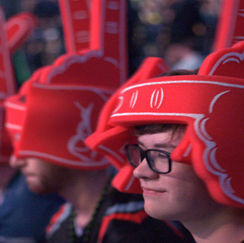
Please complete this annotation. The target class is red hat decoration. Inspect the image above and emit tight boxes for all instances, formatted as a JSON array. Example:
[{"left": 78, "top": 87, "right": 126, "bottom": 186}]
[
  {"left": 58, "top": 0, "right": 90, "bottom": 52},
  {"left": 6, "top": 12, "right": 37, "bottom": 54},
  {"left": 213, "top": 0, "right": 244, "bottom": 51},
  {"left": 0, "top": 7, "right": 37, "bottom": 163},
  {"left": 5, "top": 0, "right": 128, "bottom": 169}
]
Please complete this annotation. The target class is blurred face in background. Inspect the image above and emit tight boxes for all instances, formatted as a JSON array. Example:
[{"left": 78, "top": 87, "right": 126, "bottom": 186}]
[{"left": 10, "top": 156, "right": 69, "bottom": 195}]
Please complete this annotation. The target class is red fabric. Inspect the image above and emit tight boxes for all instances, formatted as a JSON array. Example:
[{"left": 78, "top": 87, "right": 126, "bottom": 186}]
[{"left": 86, "top": 41, "right": 244, "bottom": 208}]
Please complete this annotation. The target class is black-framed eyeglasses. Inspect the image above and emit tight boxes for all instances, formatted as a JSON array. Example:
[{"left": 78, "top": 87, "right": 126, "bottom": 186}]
[{"left": 125, "top": 144, "right": 172, "bottom": 174}]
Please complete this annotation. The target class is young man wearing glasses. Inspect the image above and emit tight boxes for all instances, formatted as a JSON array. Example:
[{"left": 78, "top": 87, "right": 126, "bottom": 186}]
[
  {"left": 127, "top": 123, "right": 229, "bottom": 240},
  {"left": 86, "top": 42, "right": 244, "bottom": 243}
]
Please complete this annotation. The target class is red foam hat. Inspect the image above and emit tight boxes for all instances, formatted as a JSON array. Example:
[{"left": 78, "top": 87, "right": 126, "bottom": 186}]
[
  {"left": 86, "top": 41, "right": 244, "bottom": 208},
  {"left": 5, "top": 0, "right": 128, "bottom": 169},
  {"left": 6, "top": 77, "right": 114, "bottom": 169}
]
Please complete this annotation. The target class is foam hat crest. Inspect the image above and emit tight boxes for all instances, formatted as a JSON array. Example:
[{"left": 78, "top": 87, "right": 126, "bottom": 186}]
[
  {"left": 5, "top": 0, "right": 128, "bottom": 169},
  {"left": 87, "top": 41, "right": 244, "bottom": 207}
]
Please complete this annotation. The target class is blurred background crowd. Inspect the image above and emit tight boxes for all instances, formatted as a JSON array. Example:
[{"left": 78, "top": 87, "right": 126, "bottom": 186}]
[{"left": 0, "top": 0, "right": 221, "bottom": 84}]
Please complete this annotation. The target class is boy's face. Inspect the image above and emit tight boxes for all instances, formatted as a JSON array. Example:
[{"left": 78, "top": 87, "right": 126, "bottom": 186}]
[
  {"left": 10, "top": 156, "right": 69, "bottom": 195},
  {"left": 133, "top": 127, "right": 222, "bottom": 223}
]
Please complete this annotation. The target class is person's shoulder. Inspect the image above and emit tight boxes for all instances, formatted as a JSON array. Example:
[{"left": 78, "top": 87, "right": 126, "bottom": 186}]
[
  {"left": 105, "top": 187, "right": 145, "bottom": 214},
  {"left": 45, "top": 202, "right": 73, "bottom": 238}
]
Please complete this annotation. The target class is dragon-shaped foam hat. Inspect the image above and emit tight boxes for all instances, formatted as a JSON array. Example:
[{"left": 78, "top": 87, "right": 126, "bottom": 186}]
[
  {"left": 0, "top": 7, "right": 37, "bottom": 164},
  {"left": 5, "top": 68, "right": 115, "bottom": 170},
  {"left": 4, "top": 0, "right": 128, "bottom": 170},
  {"left": 86, "top": 40, "right": 244, "bottom": 208}
]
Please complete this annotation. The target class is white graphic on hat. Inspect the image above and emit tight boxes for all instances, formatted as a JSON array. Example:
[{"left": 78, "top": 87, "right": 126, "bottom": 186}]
[
  {"left": 150, "top": 88, "right": 164, "bottom": 109},
  {"left": 68, "top": 101, "right": 99, "bottom": 162}
]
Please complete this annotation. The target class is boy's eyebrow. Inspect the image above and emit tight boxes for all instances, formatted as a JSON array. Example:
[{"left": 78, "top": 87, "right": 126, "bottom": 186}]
[
  {"left": 137, "top": 140, "right": 177, "bottom": 149},
  {"left": 154, "top": 143, "right": 177, "bottom": 149}
]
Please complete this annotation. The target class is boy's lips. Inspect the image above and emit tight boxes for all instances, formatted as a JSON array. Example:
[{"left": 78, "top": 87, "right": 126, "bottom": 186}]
[{"left": 141, "top": 186, "right": 167, "bottom": 196}]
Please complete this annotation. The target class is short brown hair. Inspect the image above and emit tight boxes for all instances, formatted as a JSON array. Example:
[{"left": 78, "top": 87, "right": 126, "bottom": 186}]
[{"left": 159, "top": 69, "right": 198, "bottom": 77}]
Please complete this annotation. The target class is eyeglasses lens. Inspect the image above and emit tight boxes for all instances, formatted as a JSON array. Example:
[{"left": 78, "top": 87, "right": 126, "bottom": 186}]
[
  {"left": 129, "top": 147, "right": 142, "bottom": 167},
  {"left": 147, "top": 150, "right": 169, "bottom": 173}
]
